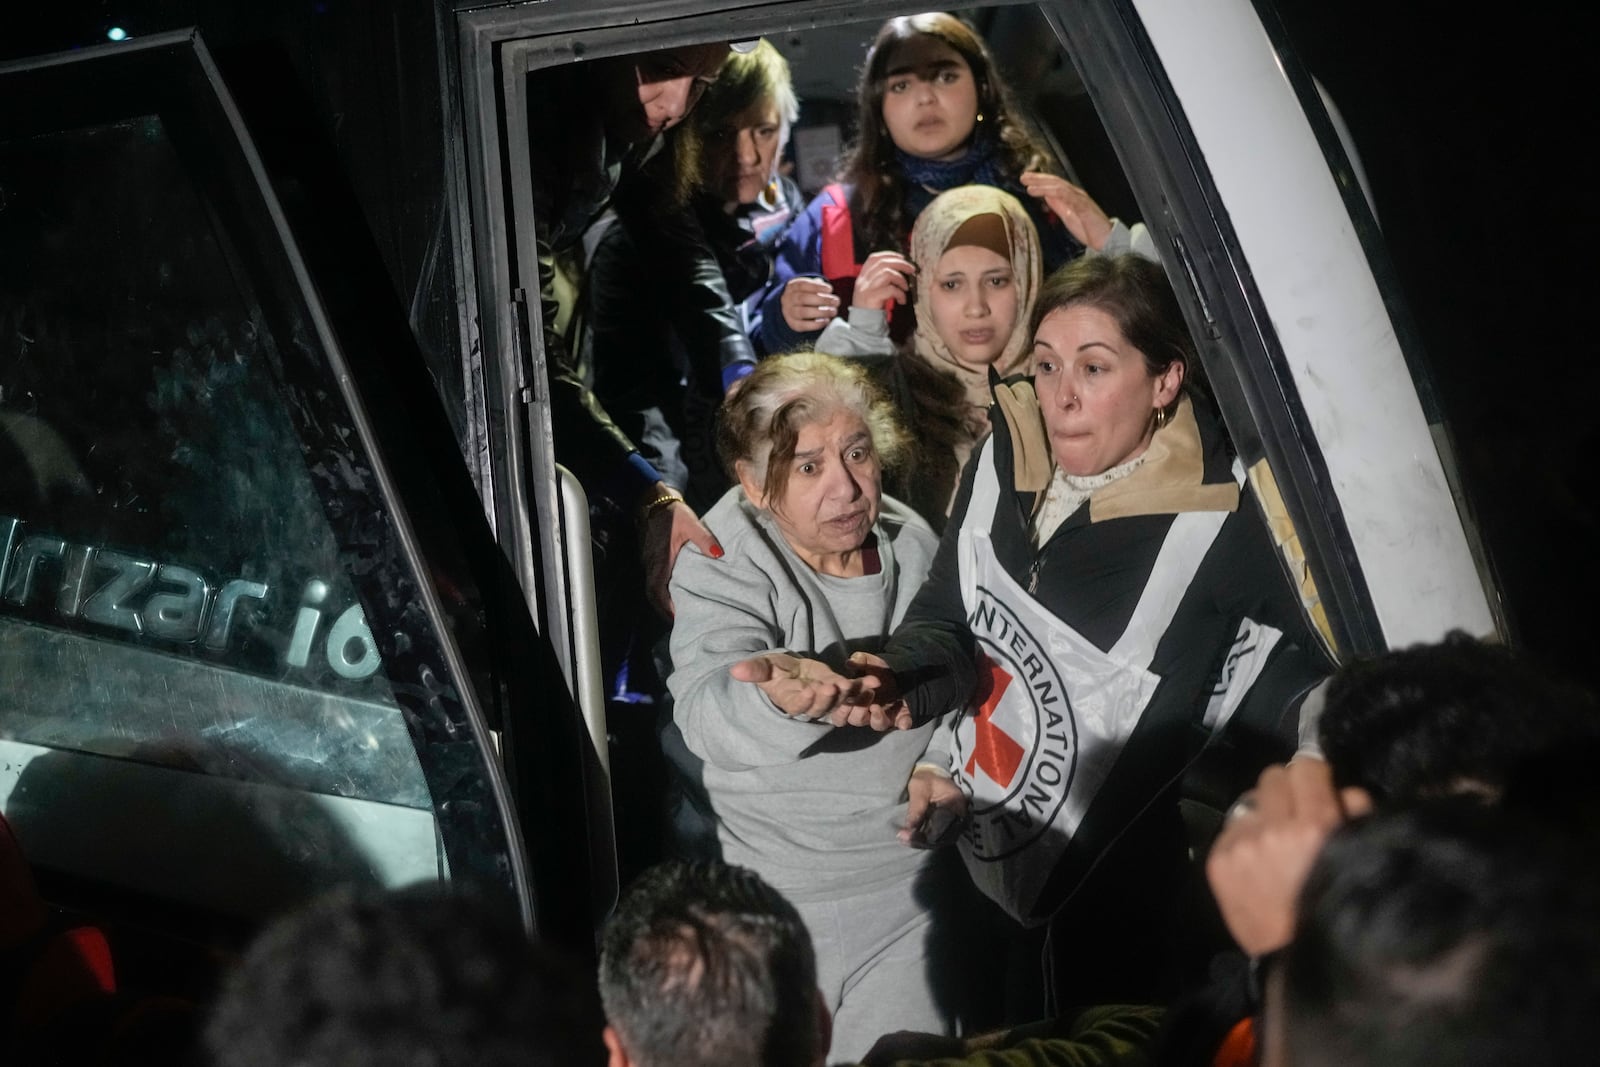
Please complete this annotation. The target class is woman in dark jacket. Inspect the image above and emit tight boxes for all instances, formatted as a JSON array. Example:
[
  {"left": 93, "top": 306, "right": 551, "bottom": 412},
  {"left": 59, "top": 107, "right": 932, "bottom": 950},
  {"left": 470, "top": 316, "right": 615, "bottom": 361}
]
[
  {"left": 525, "top": 43, "right": 735, "bottom": 615},
  {"left": 735, "top": 254, "right": 1331, "bottom": 1012},
  {"left": 583, "top": 41, "right": 807, "bottom": 512},
  {"left": 578, "top": 42, "right": 810, "bottom": 716}
]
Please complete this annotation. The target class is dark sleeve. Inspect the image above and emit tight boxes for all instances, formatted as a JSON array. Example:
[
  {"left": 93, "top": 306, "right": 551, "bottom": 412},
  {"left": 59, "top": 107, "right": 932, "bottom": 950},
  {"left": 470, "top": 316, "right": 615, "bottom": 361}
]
[
  {"left": 881, "top": 1005, "right": 1164, "bottom": 1067},
  {"left": 1149, "top": 950, "right": 1253, "bottom": 1067},
  {"left": 881, "top": 443, "right": 984, "bottom": 725},
  {"left": 611, "top": 158, "right": 754, "bottom": 397},
  {"left": 742, "top": 176, "right": 812, "bottom": 359},
  {"left": 526, "top": 76, "right": 658, "bottom": 505},
  {"left": 538, "top": 236, "right": 657, "bottom": 504},
  {"left": 757, "top": 191, "right": 828, "bottom": 355},
  {"left": 583, "top": 220, "right": 667, "bottom": 467},
  {"left": 1213, "top": 488, "right": 1334, "bottom": 748}
]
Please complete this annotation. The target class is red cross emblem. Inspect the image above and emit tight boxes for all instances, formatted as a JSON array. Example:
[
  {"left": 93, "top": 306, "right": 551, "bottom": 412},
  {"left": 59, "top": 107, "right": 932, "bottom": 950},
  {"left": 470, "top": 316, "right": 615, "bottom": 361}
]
[{"left": 965, "top": 649, "right": 1026, "bottom": 788}]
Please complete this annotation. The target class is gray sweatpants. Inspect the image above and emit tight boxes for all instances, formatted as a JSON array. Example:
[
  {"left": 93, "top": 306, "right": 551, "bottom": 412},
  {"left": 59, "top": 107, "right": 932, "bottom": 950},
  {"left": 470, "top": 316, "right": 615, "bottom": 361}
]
[{"left": 794, "top": 870, "right": 953, "bottom": 1063}]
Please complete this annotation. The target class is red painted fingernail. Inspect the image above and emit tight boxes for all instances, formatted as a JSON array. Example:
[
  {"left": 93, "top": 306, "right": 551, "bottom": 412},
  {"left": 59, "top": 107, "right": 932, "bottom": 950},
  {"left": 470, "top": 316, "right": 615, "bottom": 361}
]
[{"left": 709, "top": 543, "right": 725, "bottom": 559}]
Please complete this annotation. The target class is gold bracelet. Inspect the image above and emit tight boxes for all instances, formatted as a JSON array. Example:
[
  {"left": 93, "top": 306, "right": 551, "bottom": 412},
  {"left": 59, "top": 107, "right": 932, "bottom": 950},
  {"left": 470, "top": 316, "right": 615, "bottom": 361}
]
[{"left": 636, "top": 485, "right": 685, "bottom": 527}]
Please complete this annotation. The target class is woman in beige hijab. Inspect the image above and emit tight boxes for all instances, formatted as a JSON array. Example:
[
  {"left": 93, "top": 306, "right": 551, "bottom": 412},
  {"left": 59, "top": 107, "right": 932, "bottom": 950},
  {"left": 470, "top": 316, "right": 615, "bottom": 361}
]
[{"left": 817, "top": 184, "right": 1042, "bottom": 529}]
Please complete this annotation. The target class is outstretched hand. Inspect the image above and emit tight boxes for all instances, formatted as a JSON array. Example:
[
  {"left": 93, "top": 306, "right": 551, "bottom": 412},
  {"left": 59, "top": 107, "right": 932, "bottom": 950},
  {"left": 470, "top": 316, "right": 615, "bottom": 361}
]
[
  {"left": 1205, "top": 757, "right": 1374, "bottom": 957},
  {"left": 641, "top": 493, "right": 722, "bottom": 618},
  {"left": 833, "top": 652, "right": 912, "bottom": 731},
  {"left": 729, "top": 652, "right": 871, "bottom": 721},
  {"left": 728, "top": 651, "right": 913, "bottom": 729},
  {"left": 1020, "top": 170, "right": 1115, "bottom": 251}
]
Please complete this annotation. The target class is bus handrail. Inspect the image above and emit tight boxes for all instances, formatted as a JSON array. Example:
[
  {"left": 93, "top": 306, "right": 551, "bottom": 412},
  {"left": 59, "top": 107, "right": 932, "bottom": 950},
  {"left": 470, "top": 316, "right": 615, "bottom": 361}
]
[{"left": 555, "top": 464, "right": 618, "bottom": 921}]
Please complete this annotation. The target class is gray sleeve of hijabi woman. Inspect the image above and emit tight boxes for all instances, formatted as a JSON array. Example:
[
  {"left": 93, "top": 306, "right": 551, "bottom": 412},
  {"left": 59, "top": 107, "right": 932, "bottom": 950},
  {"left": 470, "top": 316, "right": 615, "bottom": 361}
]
[
  {"left": 816, "top": 307, "right": 896, "bottom": 359},
  {"left": 1096, "top": 219, "right": 1159, "bottom": 264}
]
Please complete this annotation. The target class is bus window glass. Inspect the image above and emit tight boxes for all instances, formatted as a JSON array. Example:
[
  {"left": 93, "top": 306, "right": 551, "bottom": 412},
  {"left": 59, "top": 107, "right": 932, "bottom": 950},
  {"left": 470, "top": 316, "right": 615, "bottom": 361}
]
[{"left": 0, "top": 114, "right": 437, "bottom": 912}]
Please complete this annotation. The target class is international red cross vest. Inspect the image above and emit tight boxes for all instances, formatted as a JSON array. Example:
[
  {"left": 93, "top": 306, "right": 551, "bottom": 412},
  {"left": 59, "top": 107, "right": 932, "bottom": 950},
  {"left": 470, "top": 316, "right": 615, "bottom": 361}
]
[{"left": 950, "top": 434, "right": 1277, "bottom": 925}]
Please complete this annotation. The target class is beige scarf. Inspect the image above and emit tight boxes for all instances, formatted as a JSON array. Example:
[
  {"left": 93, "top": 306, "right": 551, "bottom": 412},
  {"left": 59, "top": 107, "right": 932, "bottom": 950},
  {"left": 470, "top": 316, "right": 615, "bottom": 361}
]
[
  {"left": 907, "top": 185, "right": 1043, "bottom": 432},
  {"left": 993, "top": 386, "right": 1241, "bottom": 522}
]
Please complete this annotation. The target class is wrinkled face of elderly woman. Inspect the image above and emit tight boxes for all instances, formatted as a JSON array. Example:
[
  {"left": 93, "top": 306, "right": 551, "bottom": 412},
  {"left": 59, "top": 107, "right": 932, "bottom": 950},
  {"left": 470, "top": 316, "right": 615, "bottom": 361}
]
[
  {"left": 739, "top": 408, "right": 883, "bottom": 576},
  {"left": 1032, "top": 304, "right": 1183, "bottom": 477}
]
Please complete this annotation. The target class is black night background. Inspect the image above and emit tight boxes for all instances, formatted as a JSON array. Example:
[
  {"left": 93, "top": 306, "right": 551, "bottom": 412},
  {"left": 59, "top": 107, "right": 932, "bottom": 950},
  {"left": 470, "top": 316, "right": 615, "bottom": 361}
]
[{"left": 1269, "top": 0, "right": 1598, "bottom": 683}]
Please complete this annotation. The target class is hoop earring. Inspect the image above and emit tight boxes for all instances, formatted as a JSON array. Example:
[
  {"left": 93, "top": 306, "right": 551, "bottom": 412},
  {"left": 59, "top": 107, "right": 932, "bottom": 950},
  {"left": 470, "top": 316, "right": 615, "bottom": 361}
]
[{"left": 1153, "top": 405, "right": 1170, "bottom": 431}]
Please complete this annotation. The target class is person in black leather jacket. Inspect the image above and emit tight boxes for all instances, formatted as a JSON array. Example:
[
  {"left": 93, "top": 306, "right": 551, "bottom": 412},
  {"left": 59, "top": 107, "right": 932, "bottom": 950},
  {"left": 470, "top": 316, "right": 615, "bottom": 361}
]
[
  {"left": 580, "top": 40, "right": 806, "bottom": 514},
  {"left": 526, "top": 42, "right": 745, "bottom": 614}
]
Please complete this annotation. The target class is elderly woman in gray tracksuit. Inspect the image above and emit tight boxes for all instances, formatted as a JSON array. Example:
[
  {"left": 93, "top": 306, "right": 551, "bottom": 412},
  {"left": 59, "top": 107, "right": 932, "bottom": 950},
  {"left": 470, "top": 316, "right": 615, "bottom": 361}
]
[{"left": 663, "top": 350, "right": 963, "bottom": 1062}]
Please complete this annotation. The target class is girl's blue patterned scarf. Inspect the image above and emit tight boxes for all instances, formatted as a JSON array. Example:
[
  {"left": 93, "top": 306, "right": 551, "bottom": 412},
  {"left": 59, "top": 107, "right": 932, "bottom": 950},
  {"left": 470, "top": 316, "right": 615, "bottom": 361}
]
[{"left": 896, "top": 125, "right": 1010, "bottom": 214}]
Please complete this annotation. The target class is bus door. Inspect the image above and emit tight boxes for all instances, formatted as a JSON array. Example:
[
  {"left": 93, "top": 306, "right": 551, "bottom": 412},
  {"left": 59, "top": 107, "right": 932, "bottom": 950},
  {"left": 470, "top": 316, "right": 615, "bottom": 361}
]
[{"left": 0, "top": 29, "right": 591, "bottom": 950}]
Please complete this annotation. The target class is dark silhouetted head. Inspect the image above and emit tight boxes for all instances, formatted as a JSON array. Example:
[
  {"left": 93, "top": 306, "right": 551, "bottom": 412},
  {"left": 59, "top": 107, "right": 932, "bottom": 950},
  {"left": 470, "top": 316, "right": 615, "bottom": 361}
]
[
  {"left": 1270, "top": 802, "right": 1600, "bottom": 1066},
  {"left": 204, "top": 886, "right": 604, "bottom": 1067},
  {"left": 1317, "top": 630, "right": 1599, "bottom": 806}
]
